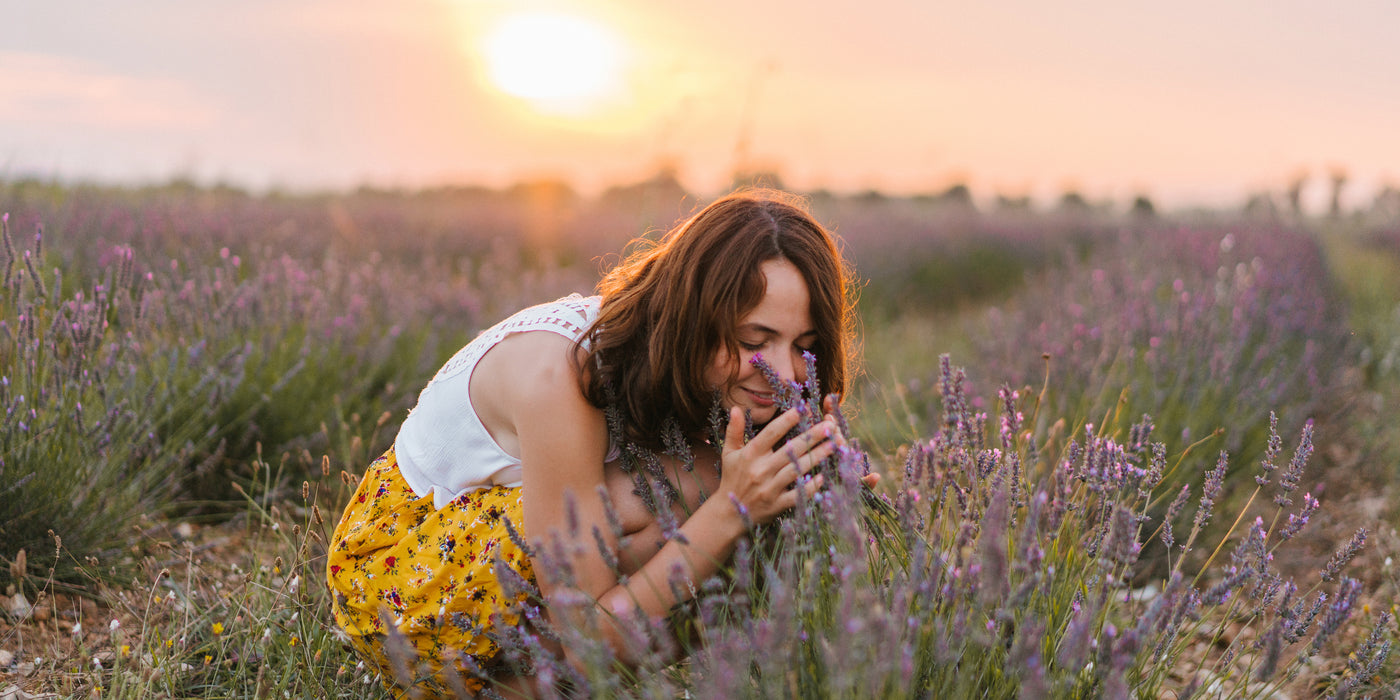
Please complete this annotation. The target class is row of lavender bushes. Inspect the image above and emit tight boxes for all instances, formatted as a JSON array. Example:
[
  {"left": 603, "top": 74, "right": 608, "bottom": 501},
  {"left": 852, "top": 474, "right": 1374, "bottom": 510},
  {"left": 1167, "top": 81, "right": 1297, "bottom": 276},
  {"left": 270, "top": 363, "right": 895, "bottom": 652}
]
[
  {"left": 805, "top": 196, "right": 1104, "bottom": 317},
  {"left": 0, "top": 182, "right": 597, "bottom": 583},
  {"left": 868, "top": 224, "right": 1353, "bottom": 558},
  {"left": 969, "top": 224, "right": 1344, "bottom": 457},
  {"left": 392, "top": 357, "right": 1388, "bottom": 698}
]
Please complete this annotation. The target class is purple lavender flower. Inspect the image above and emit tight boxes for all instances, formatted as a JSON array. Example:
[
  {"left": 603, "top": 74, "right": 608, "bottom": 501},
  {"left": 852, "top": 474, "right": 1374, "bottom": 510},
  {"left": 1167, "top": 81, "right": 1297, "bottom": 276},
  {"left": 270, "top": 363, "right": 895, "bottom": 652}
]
[
  {"left": 1274, "top": 419, "right": 1313, "bottom": 507},
  {"left": 1161, "top": 483, "right": 1190, "bottom": 550},
  {"left": 1320, "top": 528, "right": 1367, "bottom": 583},
  {"left": 1286, "top": 591, "right": 1327, "bottom": 644},
  {"left": 1309, "top": 577, "right": 1361, "bottom": 655},
  {"left": 1254, "top": 616, "right": 1286, "bottom": 681},
  {"left": 1191, "top": 451, "right": 1228, "bottom": 538},
  {"left": 1256, "top": 412, "right": 1282, "bottom": 486},
  {"left": 748, "top": 352, "right": 800, "bottom": 412},
  {"left": 1278, "top": 492, "right": 1320, "bottom": 541},
  {"left": 1201, "top": 566, "right": 1253, "bottom": 606}
]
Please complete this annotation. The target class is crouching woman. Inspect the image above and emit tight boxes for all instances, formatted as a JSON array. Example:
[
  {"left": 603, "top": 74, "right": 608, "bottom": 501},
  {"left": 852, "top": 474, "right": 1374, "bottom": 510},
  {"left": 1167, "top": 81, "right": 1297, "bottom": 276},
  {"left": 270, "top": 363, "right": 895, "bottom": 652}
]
[{"left": 326, "top": 189, "right": 858, "bottom": 696}]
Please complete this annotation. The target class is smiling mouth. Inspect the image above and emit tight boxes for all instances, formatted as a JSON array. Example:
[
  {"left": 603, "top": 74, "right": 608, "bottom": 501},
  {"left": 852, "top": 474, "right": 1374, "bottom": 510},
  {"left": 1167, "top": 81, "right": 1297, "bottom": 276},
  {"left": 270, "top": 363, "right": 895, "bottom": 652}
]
[{"left": 743, "top": 387, "right": 776, "bottom": 407}]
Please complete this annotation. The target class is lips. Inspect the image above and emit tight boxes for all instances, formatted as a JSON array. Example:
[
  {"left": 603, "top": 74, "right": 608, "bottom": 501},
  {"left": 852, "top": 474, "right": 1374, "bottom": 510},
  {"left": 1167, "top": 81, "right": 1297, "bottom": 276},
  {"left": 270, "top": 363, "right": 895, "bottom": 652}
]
[{"left": 743, "top": 387, "right": 776, "bottom": 407}]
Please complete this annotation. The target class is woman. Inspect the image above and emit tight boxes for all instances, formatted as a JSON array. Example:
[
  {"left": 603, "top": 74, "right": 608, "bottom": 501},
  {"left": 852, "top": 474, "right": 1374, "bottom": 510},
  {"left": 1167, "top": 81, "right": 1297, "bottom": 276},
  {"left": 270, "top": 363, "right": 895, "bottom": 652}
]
[{"left": 327, "top": 189, "right": 862, "bottom": 696}]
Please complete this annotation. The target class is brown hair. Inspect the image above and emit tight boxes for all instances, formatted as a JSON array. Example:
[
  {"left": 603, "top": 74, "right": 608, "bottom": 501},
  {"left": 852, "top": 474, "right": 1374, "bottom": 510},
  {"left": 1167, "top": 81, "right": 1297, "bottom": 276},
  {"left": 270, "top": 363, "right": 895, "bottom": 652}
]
[{"left": 577, "top": 189, "right": 856, "bottom": 448}]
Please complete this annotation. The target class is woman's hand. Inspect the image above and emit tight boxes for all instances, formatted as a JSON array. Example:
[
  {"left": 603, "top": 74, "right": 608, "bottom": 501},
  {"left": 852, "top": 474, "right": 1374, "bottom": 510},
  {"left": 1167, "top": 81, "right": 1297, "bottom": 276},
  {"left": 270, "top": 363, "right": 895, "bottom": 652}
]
[{"left": 717, "top": 406, "right": 837, "bottom": 525}]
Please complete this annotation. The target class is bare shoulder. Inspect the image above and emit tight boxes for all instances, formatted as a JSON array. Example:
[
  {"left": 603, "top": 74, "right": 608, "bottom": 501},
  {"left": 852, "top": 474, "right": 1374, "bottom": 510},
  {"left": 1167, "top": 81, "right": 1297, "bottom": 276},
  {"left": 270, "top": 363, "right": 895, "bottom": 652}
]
[
  {"left": 470, "top": 330, "right": 600, "bottom": 451},
  {"left": 479, "top": 329, "right": 580, "bottom": 388}
]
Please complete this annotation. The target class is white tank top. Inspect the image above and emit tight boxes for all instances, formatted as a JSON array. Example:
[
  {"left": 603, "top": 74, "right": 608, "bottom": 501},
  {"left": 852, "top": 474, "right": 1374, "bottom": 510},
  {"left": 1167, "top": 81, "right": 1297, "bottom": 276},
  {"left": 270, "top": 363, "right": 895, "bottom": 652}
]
[{"left": 395, "top": 293, "right": 603, "bottom": 509}]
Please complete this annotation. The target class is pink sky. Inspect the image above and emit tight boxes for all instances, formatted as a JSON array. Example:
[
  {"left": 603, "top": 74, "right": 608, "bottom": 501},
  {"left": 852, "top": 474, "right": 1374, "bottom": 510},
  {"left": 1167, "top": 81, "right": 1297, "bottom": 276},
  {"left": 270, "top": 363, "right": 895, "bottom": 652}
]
[{"left": 3, "top": 0, "right": 1398, "bottom": 211}]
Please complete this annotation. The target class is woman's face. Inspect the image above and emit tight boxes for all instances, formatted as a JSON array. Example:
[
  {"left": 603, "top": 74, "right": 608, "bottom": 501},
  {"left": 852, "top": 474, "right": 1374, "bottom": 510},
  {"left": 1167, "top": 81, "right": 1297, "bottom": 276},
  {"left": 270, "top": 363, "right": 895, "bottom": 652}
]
[{"left": 705, "top": 258, "right": 816, "bottom": 424}]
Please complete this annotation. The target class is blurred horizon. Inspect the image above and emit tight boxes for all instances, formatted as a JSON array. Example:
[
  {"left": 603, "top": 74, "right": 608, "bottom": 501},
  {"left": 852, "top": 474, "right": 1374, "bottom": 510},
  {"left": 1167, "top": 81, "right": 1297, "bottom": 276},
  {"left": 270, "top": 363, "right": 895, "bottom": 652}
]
[{"left": 4, "top": 0, "right": 1399, "bottom": 215}]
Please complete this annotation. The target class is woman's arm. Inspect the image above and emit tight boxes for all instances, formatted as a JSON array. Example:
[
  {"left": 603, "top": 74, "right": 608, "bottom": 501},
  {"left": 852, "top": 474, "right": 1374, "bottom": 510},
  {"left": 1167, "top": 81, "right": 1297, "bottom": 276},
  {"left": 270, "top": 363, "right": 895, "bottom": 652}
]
[{"left": 508, "top": 333, "right": 838, "bottom": 668}]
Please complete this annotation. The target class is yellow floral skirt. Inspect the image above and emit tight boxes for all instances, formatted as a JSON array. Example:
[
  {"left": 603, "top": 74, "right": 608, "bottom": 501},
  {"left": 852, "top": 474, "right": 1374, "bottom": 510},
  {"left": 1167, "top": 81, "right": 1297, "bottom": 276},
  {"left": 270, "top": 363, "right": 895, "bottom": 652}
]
[{"left": 327, "top": 447, "right": 537, "bottom": 696}]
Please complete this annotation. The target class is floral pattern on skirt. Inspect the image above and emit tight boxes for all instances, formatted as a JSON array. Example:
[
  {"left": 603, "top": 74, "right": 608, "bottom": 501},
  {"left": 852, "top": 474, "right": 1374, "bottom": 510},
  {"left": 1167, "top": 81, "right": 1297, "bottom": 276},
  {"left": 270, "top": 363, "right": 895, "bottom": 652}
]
[{"left": 327, "top": 447, "right": 536, "bottom": 696}]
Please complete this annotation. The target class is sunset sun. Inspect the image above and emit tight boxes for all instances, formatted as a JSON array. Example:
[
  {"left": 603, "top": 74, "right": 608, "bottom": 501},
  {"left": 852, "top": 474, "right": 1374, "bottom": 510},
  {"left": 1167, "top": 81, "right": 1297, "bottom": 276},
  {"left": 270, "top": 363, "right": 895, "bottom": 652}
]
[{"left": 482, "top": 12, "right": 627, "bottom": 115}]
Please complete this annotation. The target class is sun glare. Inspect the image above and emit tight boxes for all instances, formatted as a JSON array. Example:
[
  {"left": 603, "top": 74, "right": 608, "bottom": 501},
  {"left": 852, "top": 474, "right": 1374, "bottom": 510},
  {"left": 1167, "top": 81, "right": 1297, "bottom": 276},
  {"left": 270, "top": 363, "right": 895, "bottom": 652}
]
[{"left": 482, "top": 12, "right": 626, "bottom": 115}]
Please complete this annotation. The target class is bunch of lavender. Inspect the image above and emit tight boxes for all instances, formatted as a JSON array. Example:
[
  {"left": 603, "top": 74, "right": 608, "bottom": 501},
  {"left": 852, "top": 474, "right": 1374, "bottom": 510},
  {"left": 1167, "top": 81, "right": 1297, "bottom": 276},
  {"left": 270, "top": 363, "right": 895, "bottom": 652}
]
[
  {"left": 742, "top": 352, "right": 910, "bottom": 577},
  {"left": 363, "top": 355, "right": 1390, "bottom": 698},
  {"left": 1, "top": 181, "right": 600, "bottom": 507},
  {"left": 867, "top": 356, "right": 1387, "bottom": 698},
  {"left": 0, "top": 213, "right": 217, "bottom": 583},
  {"left": 961, "top": 224, "right": 1347, "bottom": 539}
]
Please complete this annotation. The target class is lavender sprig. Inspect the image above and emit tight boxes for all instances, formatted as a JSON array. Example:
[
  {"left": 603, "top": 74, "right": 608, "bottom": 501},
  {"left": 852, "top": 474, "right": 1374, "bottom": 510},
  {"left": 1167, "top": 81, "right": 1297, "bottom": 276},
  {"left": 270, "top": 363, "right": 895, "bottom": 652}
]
[
  {"left": 1161, "top": 483, "right": 1191, "bottom": 550},
  {"left": 1320, "top": 528, "right": 1367, "bottom": 583},
  {"left": 1256, "top": 412, "right": 1283, "bottom": 486},
  {"left": 1309, "top": 578, "right": 1361, "bottom": 655},
  {"left": 1273, "top": 419, "right": 1313, "bottom": 507}
]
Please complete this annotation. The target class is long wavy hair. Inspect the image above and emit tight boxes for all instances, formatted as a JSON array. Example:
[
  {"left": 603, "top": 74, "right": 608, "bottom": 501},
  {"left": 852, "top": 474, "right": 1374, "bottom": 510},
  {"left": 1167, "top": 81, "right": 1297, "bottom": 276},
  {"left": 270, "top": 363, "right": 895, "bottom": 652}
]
[{"left": 577, "top": 189, "right": 857, "bottom": 449}]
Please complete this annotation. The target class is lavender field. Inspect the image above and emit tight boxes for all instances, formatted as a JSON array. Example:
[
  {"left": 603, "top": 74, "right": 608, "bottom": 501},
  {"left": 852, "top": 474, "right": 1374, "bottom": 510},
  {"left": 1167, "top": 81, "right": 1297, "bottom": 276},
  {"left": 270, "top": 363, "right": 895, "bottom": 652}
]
[{"left": 3, "top": 179, "right": 1400, "bottom": 698}]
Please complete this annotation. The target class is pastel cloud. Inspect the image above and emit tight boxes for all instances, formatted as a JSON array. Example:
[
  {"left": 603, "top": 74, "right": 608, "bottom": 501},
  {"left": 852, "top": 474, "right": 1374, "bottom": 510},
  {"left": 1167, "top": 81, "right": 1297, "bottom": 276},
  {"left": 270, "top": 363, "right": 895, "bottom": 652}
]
[{"left": 0, "top": 51, "right": 215, "bottom": 129}]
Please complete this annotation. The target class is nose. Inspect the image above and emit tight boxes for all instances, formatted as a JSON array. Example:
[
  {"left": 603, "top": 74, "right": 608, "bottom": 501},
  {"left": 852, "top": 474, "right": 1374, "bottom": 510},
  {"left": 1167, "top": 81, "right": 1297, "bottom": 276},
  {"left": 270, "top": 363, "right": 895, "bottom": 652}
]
[{"left": 769, "top": 348, "right": 801, "bottom": 385}]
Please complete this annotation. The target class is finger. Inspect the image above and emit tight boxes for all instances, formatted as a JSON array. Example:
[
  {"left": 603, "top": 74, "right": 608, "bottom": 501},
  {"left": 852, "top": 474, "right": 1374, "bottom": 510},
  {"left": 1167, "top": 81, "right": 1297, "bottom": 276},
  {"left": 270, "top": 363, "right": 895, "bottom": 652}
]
[
  {"left": 861, "top": 473, "right": 881, "bottom": 488},
  {"left": 779, "top": 440, "right": 836, "bottom": 480},
  {"left": 817, "top": 417, "right": 848, "bottom": 448},
  {"left": 822, "top": 393, "right": 838, "bottom": 415},
  {"left": 802, "top": 440, "right": 837, "bottom": 474},
  {"left": 723, "top": 406, "right": 747, "bottom": 454},
  {"left": 777, "top": 474, "right": 825, "bottom": 512},
  {"left": 793, "top": 419, "right": 836, "bottom": 452},
  {"left": 748, "top": 408, "right": 802, "bottom": 453}
]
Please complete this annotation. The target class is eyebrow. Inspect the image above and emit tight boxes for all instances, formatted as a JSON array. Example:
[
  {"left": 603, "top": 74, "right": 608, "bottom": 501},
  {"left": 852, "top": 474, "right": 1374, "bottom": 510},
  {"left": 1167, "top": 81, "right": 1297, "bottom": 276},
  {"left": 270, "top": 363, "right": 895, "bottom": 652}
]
[{"left": 739, "top": 323, "right": 818, "bottom": 339}]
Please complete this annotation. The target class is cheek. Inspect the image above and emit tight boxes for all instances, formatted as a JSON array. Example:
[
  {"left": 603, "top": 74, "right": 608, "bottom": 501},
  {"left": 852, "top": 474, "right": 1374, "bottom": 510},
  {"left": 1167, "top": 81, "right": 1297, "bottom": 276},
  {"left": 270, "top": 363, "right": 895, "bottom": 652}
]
[
  {"left": 705, "top": 349, "right": 736, "bottom": 389},
  {"left": 706, "top": 349, "right": 758, "bottom": 391}
]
